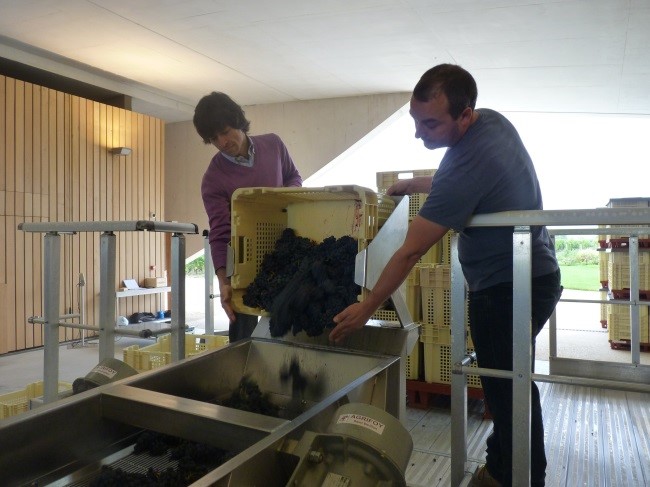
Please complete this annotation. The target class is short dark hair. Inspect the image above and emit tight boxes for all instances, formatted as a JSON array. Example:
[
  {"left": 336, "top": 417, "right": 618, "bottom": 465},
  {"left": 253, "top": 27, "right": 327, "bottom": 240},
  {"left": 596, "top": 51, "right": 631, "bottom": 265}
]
[
  {"left": 193, "top": 92, "right": 251, "bottom": 143},
  {"left": 412, "top": 64, "right": 478, "bottom": 119}
]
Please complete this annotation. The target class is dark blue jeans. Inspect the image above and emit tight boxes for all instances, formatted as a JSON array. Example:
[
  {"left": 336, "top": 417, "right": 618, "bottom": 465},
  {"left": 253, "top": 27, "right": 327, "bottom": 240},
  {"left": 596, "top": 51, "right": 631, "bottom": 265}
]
[
  {"left": 229, "top": 312, "right": 259, "bottom": 342},
  {"left": 468, "top": 269, "right": 562, "bottom": 487}
]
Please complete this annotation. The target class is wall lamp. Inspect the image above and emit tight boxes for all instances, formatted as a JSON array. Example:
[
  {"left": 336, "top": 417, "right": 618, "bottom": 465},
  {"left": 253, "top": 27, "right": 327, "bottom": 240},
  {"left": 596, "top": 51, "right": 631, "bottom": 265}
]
[{"left": 109, "top": 147, "right": 132, "bottom": 156}]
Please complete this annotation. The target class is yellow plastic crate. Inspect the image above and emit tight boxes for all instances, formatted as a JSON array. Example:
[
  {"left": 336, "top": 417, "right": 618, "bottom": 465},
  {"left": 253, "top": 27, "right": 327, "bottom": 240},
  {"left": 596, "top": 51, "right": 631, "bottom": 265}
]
[
  {"left": 423, "top": 342, "right": 481, "bottom": 389},
  {"left": 375, "top": 170, "right": 435, "bottom": 220},
  {"left": 123, "top": 334, "right": 229, "bottom": 372},
  {"left": 418, "top": 241, "right": 442, "bottom": 265},
  {"left": 420, "top": 322, "right": 473, "bottom": 348},
  {"left": 607, "top": 305, "right": 649, "bottom": 343},
  {"left": 0, "top": 381, "right": 72, "bottom": 419},
  {"left": 229, "top": 186, "right": 384, "bottom": 315},
  {"left": 405, "top": 340, "right": 421, "bottom": 381},
  {"left": 604, "top": 198, "right": 650, "bottom": 241},
  {"left": 377, "top": 193, "right": 397, "bottom": 228},
  {"left": 420, "top": 264, "right": 470, "bottom": 328},
  {"left": 607, "top": 253, "right": 650, "bottom": 290},
  {"left": 599, "top": 251, "right": 609, "bottom": 286},
  {"left": 440, "top": 231, "right": 455, "bottom": 265},
  {"left": 599, "top": 290, "right": 608, "bottom": 324},
  {"left": 420, "top": 264, "right": 451, "bottom": 288},
  {"left": 376, "top": 169, "right": 435, "bottom": 192},
  {"left": 371, "top": 266, "right": 421, "bottom": 322}
]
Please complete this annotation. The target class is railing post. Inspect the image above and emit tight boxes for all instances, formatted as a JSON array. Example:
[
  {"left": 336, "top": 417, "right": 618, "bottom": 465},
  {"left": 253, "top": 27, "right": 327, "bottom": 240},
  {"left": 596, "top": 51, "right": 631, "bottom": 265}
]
[
  {"left": 629, "top": 235, "right": 640, "bottom": 365},
  {"left": 99, "top": 232, "right": 117, "bottom": 362},
  {"left": 170, "top": 233, "right": 186, "bottom": 361},
  {"left": 43, "top": 232, "right": 61, "bottom": 404},
  {"left": 450, "top": 232, "right": 468, "bottom": 486},
  {"left": 512, "top": 226, "right": 532, "bottom": 486},
  {"left": 203, "top": 230, "right": 215, "bottom": 335}
]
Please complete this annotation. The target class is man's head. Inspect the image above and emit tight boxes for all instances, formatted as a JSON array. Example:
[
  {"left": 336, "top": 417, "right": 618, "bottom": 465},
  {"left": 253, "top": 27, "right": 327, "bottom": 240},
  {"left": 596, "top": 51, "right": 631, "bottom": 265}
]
[
  {"left": 193, "top": 92, "right": 251, "bottom": 144},
  {"left": 410, "top": 64, "right": 478, "bottom": 150}
]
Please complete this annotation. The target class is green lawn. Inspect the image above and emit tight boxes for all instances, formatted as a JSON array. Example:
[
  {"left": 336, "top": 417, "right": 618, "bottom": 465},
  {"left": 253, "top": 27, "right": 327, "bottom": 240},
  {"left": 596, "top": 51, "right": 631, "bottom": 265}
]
[{"left": 559, "top": 264, "right": 600, "bottom": 291}]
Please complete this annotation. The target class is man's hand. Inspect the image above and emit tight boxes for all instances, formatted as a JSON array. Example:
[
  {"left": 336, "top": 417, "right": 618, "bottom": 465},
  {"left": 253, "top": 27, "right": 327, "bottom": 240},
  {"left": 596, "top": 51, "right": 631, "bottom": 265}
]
[
  {"left": 218, "top": 281, "right": 237, "bottom": 323},
  {"left": 329, "top": 302, "right": 375, "bottom": 344},
  {"left": 387, "top": 176, "right": 433, "bottom": 196}
]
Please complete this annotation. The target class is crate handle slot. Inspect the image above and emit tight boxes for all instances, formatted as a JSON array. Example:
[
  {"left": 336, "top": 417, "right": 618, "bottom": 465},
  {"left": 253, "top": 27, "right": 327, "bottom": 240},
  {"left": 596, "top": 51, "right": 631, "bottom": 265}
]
[{"left": 237, "top": 236, "right": 247, "bottom": 264}]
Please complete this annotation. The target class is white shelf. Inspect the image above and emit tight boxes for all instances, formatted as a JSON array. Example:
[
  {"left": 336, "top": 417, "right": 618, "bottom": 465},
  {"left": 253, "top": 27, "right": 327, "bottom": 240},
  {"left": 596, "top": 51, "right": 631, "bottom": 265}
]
[
  {"left": 116, "top": 286, "right": 171, "bottom": 298},
  {"left": 116, "top": 287, "right": 171, "bottom": 321}
]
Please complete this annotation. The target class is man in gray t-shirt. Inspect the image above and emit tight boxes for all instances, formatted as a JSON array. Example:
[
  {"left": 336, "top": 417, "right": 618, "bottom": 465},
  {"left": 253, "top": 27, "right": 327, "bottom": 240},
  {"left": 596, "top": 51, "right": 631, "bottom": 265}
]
[
  {"left": 419, "top": 107, "right": 558, "bottom": 291},
  {"left": 330, "top": 64, "right": 562, "bottom": 487}
]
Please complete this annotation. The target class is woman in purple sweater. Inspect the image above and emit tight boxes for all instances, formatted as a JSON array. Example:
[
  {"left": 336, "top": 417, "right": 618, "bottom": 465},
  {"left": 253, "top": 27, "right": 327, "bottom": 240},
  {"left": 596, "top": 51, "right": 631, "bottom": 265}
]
[{"left": 193, "top": 92, "right": 302, "bottom": 341}]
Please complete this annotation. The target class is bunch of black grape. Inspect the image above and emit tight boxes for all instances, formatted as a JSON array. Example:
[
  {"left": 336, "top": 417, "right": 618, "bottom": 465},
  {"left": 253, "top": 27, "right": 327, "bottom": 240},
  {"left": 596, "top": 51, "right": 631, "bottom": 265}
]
[
  {"left": 269, "top": 234, "right": 359, "bottom": 337},
  {"left": 219, "top": 376, "right": 280, "bottom": 417},
  {"left": 90, "top": 432, "right": 234, "bottom": 486},
  {"left": 242, "top": 228, "right": 315, "bottom": 311},
  {"left": 243, "top": 228, "right": 359, "bottom": 337}
]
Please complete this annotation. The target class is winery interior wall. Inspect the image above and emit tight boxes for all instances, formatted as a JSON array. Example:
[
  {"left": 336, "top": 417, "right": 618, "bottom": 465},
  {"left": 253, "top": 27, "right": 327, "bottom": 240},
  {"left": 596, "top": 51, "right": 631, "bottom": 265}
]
[{"left": 0, "top": 75, "right": 166, "bottom": 354}]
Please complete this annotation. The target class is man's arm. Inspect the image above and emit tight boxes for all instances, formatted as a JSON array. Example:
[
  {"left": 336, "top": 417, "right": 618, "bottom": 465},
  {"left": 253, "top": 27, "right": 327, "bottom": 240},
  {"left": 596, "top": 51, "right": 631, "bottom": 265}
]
[
  {"left": 329, "top": 215, "right": 448, "bottom": 344},
  {"left": 387, "top": 176, "right": 433, "bottom": 196},
  {"left": 216, "top": 266, "right": 236, "bottom": 323}
]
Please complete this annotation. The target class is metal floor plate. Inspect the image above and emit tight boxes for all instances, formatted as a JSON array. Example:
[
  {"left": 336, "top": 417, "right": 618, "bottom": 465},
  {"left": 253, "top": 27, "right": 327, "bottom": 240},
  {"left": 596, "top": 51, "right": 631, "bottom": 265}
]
[{"left": 405, "top": 382, "right": 650, "bottom": 487}]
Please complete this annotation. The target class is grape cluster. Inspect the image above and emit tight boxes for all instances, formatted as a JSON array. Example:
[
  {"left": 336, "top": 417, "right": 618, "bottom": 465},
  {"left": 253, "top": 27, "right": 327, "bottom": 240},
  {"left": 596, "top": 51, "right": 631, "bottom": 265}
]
[
  {"left": 89, "top": 432, "right": 233, "bottom": 486},
  {"left": 242, "top": 229, "right": 360, "bottom": 337},
  {"left": 219, "top": 375, "right": 280, "bottom": 417},
  {"left": 242, "top": 228, "right": 315, "bottom": 311}
]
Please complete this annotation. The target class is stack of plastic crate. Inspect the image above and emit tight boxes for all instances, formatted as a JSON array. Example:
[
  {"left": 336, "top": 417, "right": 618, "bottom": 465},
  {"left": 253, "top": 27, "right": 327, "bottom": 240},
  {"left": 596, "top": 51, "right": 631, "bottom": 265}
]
[
  {"left": 601, "top": 198, "right": 650, "bottom": 338},
  {"left": 376, "top": 169, "right": 440, "bottom": 265},
  {"left": 607, "top": 304, "right": 650, "bottom": 343},
  {"left": 0, "top": 381, "right": 72, "bottom": 419},
  {"left": 374, "top": 170, "right": 439, "bottom": 381},
  {"left": 123, "top": 334, "right": 229, "bottom": 372},
  {"left": 608, "top": 252, "right": 650, "bottom": 292},
  {"left": 370, "top": 266, "right": 422, "bottom": 380},
  {"left": 419, "top": 264, "right": 481, "bottom": 389},
  {"left": 606, "top": 252, "right": 650, "bottom": 345},
  {"left": 371, "top": 266, "right": 421, "bottom": 323}
]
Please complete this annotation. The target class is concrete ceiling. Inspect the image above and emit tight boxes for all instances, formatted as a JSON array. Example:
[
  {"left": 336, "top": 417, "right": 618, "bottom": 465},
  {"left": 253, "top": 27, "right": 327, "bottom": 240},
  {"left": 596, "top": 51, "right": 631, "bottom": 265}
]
[{"left": 1, "top": 0, "right": 648, "bottom": 123}]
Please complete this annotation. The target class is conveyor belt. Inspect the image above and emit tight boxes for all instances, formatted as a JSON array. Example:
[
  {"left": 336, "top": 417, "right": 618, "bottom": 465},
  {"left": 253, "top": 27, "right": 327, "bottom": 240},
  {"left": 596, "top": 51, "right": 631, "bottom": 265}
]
[
  {"left": 63, "top": 442, "right": 227, "bottom": 487},
  {"left": 65, "top": 445, "right": 179, "bottom": 486}
]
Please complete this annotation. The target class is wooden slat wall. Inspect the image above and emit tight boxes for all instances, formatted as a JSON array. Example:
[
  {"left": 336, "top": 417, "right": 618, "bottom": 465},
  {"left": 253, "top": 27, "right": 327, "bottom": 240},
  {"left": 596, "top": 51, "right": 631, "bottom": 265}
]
[{"left": 0, "top": 75, "right": 165, "bottom": 354}]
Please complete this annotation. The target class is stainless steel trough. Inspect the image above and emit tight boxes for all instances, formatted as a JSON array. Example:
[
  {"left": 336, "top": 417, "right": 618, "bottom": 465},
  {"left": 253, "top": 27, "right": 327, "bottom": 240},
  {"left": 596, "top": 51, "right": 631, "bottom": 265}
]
[{"left": 0, "top": 329, "right": 416, "bottom": 485}]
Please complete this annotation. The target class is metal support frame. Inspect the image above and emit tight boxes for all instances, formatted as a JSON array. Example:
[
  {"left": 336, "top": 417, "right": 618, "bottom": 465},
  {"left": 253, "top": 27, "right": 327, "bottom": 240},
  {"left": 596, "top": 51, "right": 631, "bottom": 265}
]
[
  {"left": 19, "top": 220, "right": 198, "bottom": 404},
  {"left": 512, "top": 226, "right": 533, "bottom": 486},
  {"left": 629, "top": 235, "right": 641, "bottom": 365},
  {"left": 203, "top": 230, "right": 215, "bottom": 335},
  {"left": 450, "top": 232, "right": 468, "bottom": 486},
  {"left": 99, "top": 232, "right": 117, "bottom": 362},
  {"left": 170, "top": 233, "right": 186, "bottom": 362},
  {"left": 449, "top": 207, "right": 650, "bottom": 486},
  {"left": 43, "top": 233, "right": 61, "bottom": 403}
]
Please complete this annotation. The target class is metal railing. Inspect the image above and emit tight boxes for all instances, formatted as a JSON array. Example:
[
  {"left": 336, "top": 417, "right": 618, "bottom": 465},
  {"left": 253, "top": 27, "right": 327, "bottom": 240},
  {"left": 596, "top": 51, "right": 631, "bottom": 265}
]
[
  {"left": 448, "top": 207, "right": 650, "bottom": 486},
  {"left": 18, "top": 220, "right": 198, "bottom": 404}
]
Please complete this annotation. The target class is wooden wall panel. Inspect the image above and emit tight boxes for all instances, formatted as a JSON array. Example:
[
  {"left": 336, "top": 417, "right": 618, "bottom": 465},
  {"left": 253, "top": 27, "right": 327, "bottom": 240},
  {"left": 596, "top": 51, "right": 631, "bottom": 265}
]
[
  {"left": 0, "top": 283, "right": 7, "bottom": 355},
  {"left": 0, "top": 75, "right": 5, "bottom": 195},
  {"left": 0, "top": 75, "right": 167, "bottom": 354}
]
